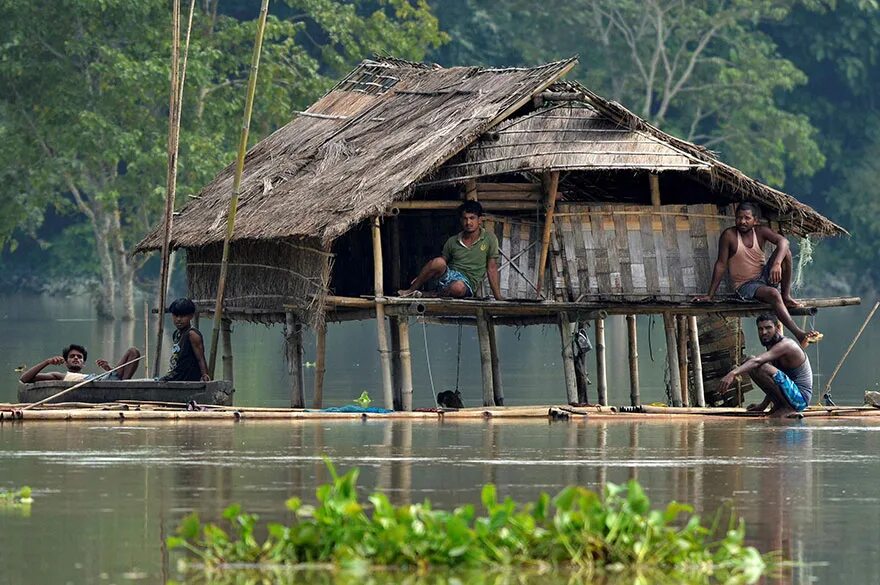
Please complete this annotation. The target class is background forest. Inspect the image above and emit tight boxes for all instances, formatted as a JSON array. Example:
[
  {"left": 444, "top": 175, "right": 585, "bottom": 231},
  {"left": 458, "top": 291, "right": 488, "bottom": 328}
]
[{"left": 1, "top": 0, "right": 877, "bottom": 319}]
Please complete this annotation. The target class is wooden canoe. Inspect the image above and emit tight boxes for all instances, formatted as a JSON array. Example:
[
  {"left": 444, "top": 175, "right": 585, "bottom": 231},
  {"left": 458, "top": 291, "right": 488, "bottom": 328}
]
[{"left": 17, "top": 379, "right": 234, "bottom": 406}]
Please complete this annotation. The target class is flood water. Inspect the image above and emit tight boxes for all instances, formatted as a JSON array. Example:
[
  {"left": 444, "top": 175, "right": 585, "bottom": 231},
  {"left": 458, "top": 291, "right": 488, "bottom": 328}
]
[{"left": 2, "top": 294, "right": 880, "bottom": 584}]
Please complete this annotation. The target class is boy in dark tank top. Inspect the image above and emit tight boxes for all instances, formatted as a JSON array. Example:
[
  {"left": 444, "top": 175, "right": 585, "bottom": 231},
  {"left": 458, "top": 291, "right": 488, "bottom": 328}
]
[{"left": 160, "top": 298, "right": 210, "bottom": 382}]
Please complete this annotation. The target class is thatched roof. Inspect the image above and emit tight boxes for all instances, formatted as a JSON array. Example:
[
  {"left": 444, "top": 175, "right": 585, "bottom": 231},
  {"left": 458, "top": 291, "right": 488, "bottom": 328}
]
[
  {"left": 138, "top": 57, "right": 577, "bottom": 250},
  {"left": 138, "top": 57, "right": 844, "bottom": 251}
]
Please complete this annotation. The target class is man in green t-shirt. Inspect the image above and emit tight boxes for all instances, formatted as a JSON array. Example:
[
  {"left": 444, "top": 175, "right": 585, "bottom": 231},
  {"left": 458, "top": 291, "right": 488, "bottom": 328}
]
[{"left": 398, "top": 201, "right": 503, "bottom": 299}]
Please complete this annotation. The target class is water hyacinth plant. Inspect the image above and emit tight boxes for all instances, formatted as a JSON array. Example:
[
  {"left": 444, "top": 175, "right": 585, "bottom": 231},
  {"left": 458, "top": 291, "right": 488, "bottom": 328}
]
[
  {"left": 0, "top": 486, "right": 33, "bottom": 514},
  {"left": 169, "top": 461, "right": 768, "bottom": 582}
]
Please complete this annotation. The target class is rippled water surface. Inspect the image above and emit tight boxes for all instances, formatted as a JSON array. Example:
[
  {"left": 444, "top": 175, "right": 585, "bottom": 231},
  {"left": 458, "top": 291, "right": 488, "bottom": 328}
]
[{"left": 2, "top": 295, "right": 880, "bottom": 584}]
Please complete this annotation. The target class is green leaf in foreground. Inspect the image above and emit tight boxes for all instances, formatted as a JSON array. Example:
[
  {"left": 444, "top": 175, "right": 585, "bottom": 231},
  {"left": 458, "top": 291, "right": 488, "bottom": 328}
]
[{"left": 170, "top": 463, "right": 773, "bottom": 583}]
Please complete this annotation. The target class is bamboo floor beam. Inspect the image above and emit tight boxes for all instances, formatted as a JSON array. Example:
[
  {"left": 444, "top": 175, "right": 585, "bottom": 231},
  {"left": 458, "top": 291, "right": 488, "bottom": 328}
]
[{"left": 4, "top": 404, "right": 879, "bottom": 423}]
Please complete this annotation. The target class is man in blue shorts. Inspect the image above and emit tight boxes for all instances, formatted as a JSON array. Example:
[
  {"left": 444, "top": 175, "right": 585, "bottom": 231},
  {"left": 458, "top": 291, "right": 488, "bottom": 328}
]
[
  {"left": 398, "top": 200, "right": 503, "bottom": 300},
  {"left": 718, "top": 313, "right": 813, "bottom": 417}
]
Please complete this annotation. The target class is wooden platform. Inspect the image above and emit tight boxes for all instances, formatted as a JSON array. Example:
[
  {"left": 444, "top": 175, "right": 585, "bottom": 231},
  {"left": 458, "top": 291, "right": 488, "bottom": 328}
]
[{"left": 3, "top": 403, "right": 879, "bottom": 423}]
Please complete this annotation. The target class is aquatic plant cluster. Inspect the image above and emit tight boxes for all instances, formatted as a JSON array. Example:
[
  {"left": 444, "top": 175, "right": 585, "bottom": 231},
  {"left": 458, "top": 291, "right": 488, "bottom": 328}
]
[
  {"left": 170, "top": 462, "right": 766, "bottom": 581},
  {"left": 170, "top": 464, "right": 766, "bottom": 581},
  {"left": 0, "top": 486, "right": 33, "bottom": 513}
]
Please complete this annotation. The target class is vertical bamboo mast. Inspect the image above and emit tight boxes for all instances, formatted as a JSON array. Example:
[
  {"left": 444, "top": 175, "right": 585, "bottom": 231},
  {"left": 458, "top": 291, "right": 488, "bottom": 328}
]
[
  {"left": 535, "top": 171, "right": 560, "bottom": 296},
  {"left": 595, "top": 317, "right": 608, "bottom": 406},
  {"left": 688, "top": 316, "right": 706, "bottom": 407},
  {"left": 207, "top": 0, "right": 270, "bottom": 378},
  {"left": 284, "top": 312, "right": 305, "bottom": 408},
  {"left": 663, "top": 313, "right": 683, "bottom": 407},
  {"left": 313, "top": 322, "right": 326, "bottom": 408},
  {"left": 626, "top": 314, "right": 640, "bottom": 406},
  {"left": 154, "top": 0, "right": 181, "bottom": 376},
  {"left": 372, "top": 216, "right": 395, "bottom": 410},
  {"left": 558, "top": 312, "right": 578, "bottom": 405},
  {"left": 397, "top": 318, "right": 414, "bottom": 411},
  {"left": 677, "top": 315, "right": 690, "bottom": 407},
  {"left": 476, "top": 309, "right": 495, "bottom": 406}
]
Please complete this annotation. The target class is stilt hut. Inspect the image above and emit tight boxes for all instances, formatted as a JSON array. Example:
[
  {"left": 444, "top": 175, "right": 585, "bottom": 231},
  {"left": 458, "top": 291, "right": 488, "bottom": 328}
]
[{"left": 137, "top": 57, "right": 856, "bottom": 410}]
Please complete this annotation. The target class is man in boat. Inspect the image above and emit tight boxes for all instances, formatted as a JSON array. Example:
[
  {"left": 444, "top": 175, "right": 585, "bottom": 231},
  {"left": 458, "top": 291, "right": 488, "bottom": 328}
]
[
  {"left": 159, "top": 298, "right": 210, "bottom": 382},
  {"left": 718, "top": 313, "right": 813, "bottom": 417},
  {"left": 398, "top": 200, "right": 503, "bottom": 300},
  {"left": 694, "top": 201, "right": 820, "bottom": 347},
  {"left": 19, "top": 344, "right": 141, "bottom": 383}
]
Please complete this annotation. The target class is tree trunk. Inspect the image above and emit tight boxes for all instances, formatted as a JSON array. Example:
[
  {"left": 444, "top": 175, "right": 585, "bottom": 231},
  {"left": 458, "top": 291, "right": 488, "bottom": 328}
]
[
  {"left": 109, "top": 203, "right": 135, "bottom": 320},
  {"left": 91, "top": 205, "right": 117, "bottom": 321}
]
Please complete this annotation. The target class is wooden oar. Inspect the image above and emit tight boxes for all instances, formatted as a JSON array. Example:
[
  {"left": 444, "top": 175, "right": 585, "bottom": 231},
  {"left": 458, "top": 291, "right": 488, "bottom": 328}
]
[{"left": 21, "top": 355, "right": 146, "bottom": 411}]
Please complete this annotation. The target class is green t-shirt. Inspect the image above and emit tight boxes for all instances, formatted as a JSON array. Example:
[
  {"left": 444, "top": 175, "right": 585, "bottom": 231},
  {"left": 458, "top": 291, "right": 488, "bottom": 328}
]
[{"left": 441, "top": 227, "right": 500, "bottom": 292}]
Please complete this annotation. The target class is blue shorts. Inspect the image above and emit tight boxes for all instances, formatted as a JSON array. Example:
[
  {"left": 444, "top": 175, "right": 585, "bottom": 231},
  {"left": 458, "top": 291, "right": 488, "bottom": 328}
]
[
  {"left": 736, "top": 263, "right": 780, "bottom": 300},
  {"left": 773, "top": 370, "right": 808, "bottom": 412},
  {"left": 431, "top": 268, "right": 473, "bottom": 297}
]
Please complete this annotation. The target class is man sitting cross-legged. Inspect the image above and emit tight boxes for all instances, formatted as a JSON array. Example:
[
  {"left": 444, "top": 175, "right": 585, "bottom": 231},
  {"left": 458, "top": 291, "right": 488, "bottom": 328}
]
[
  {"left": 398, "top": 200, "right": 503, "bottom": 300},
  {"left": 718, "top": 313, "right": 813, "bottom": 418},
  {"left": 694, "top": 201, "right": 820, "bottom": 348}
]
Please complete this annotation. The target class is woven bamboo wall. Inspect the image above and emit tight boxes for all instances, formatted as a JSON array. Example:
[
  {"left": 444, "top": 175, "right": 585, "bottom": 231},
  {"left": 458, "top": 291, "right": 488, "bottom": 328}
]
[{"left": 550, "top": 203, "right": 734, "bottom": 300}]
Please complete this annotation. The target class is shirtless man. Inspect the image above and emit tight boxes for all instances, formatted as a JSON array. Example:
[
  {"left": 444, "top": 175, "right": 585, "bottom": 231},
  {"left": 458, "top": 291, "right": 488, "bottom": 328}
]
[
  {"left": 694, "top": 201, "right": 820, "bottom": 347},
  {"left": 718, "top": 313, "right": 813, "bottom": 418},
  {"left": 19, "top": 344, "right": 141, "bottom": 383},
  {"left": 398, "top": 200, "right": 503, "bottom": 300}
]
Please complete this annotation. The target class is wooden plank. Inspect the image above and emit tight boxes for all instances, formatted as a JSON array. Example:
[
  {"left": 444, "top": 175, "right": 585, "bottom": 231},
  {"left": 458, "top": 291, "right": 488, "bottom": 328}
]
[
  {"left": 676, "top": 213, "right": 696, "bottom": 292},
  {"left": 627, "top": 212, "right": 647, "bottom": 293},
  {"left": 613, "top": 210, "right": 633, "bottom": 293},
  {"left": 591, "top": 205, "right": 612, "bottom": 292},
  {"left": 640, "top": 212, "right": 659, "bottom": 293},
  {"left": 652, "top": 213, "right": 669, "bottom": 293},
  {"left": 528, "top": 222, "right": 541, "bottom": 299},
  {"left": 563, "top": 215, "right": 580, "bottom": 300},
  {"left": 662, "top": 209, "right": 683, "bottom": 293},
  {"left": 508, "top": 218, "right": 522, "bottom": 294},
  {"left": 518, "top": 221, "right": 532, "bottom": 298},
  {"left": 550, "top": 229, "right": 567, "bottom": 301},
  {"left": 572, "top": 212, "right": 590, "bottom": 296},
  {"left": 500, "top": 220, "right": 512, "bottom": 298},
  {"left": 690, "top": 205, "right": 710, "bottom": 293},
  {"left": 580, "top": 208, "right": 600, "bottom": 293}
]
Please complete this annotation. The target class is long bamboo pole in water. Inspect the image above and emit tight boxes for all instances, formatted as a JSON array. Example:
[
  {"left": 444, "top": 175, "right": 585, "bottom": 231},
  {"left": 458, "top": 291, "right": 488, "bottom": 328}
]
[
  {"left": 372, "top": 216, "right": 395, "bottom": 410},
  {"left": 154, "top": 0, "right": 197, "bottom": 376},
  {"left": 207, "top": 0, "right": 270, "bottom": 378}
]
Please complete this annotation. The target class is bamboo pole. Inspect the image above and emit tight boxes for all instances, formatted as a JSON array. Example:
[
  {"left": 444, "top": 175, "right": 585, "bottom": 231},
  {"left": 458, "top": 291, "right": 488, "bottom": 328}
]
[
  {"left": 285, "top": 311, "right": 305, "bottom": 408},
  {"left": 372, "top": 216, "right": 395, "bottom": 410},
  {"left": 535, "top": 171, "right": 560, "bottom": 296},
  {"left": 389, "top": 318, "right": 402, "bottom": 410},
  {"left": 221, "top": 318, "right": 234, "bottom": 384},
  {"left": 627, "top": 314, "right": 640, "bottom": 406},
  {"left": 595, "top": 317, "right": 608, "bottom": 406},
  {"left": 143, "top": 301, "right": 150, "bottom": 376},
  {"left": 465, "top": 179, "right": 478, "bottom": 201},
  {"left": 663, "top": 313, "right": 683, "bottom": 407},
  {"left": 573, "top": 320, "right": 589, "bottom": 404},
  {"left": 558, "top": 312, "right": 578, "bottom": 405},
  {"left": 397, "top": 318, "right": 413, "bottom": 411},
  {"left": 487, "top": 317, "right": 504, "bottom": 406},
  {"left": 677, "top": 315, "right": 690, "bottom": 407},
  {"left": 313, "top": 321, "right": 326, "bottom": 409},
  {"left": 688, "top": 316, "right": 706, "bottom": 407},
  {"left": 207, "top": 0, "right": 270, "bottom": 378},
  {"left": 649, "top": 173, "right": 661, "bottom": 208},
  {"left": 21, "top": 356, "right": 145, "bottom": 410},
  {"left": 476, "top": 309, "right": 495, "bottom": 407},
  {"left": 823, "top": 300, "right": 880, "bottom": 400}
]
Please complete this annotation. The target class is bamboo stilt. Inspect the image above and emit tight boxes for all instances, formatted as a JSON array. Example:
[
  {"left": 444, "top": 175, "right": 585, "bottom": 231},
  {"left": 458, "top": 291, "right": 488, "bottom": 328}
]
[
  {"left": 220, "top": 318, "right": 233, "bottom": 384},
  {"left": 688, "top": 316, "right": 706, "bottom": 407},
  {"left": 397, "top": 318, "right": 413, "bottom": 411},
  {"left": 207, "top": 0, "right": 270, "bottom": 378},
  {"left": 389, "top": 317, "right": 402, "bottom": 410},
  {"left": 677, "top": 315, "right": 689, "bottom": 407},
  {"left": 313, "top": 321, "right": 326, "bottom": 409},
  {"left": 476, "top": 309, "right": 495, "bottom": 407},
  {"left": 487, "top": 317, "right": 504, "bottom": 406},
  {"left": 573, "top": 321, "right": 589, "bottom": 404},
  {"left": 595, "top": 317, "right": 608, "bottom": 406},
  {"left": 663, "top": 313, "right": 683, "bottom": 407},
  {"left": 372, "top": 216, "right": 395, "bottom": 410},
  {"left": 535, "top": 171, "right": 560, "bottom": 295},
  {"left": 143, "top": 301, "right": 150, "bottom": 376},
  {"left": 285, "top": 311, "right": 305, "bottom": 408},
  {"left": 558, "top": 312, "right": 578, "bottom": 405},
  {"left": 626, "top": 314, "right": 640, "bottom": 407}
]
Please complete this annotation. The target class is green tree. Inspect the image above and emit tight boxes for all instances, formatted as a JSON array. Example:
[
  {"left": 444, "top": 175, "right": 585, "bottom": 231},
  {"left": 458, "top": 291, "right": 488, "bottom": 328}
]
[
  {"left": 431, "top": 0, "right": 824, "bottom": 187},
  {"left": 0, "top": 0, "right": 444, "bottom": 318}
]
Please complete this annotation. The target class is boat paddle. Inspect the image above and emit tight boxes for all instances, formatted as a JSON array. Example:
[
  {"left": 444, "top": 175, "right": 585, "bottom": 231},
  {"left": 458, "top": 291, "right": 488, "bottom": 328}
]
[{"left": 20, "top": 355, "right": 146, "bottom": 411}]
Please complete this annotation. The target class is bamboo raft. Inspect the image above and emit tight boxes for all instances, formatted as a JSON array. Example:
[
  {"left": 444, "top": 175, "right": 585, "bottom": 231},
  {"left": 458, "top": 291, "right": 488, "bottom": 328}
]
[{"left": 3, "top": 403, "right": 879, "bottom": 423}]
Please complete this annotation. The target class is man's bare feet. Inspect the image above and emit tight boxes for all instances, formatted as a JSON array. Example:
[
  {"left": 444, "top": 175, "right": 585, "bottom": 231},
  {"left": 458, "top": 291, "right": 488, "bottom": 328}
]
[
  {"left": 746, "top": 402, "right": 768, "bottom": 412},
  {"left": 783, "top": 295, "right": 803, "bottom": 308},
  {"left": 797, "top": 330, "right": 823, "bottom": 349},
  {"left": 769, "top": 405, "right": 796, "bottom": 418}
]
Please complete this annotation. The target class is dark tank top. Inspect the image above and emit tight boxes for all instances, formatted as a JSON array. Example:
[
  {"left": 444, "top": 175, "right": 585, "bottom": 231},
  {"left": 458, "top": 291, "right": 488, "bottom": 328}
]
[{"left": 162, "top": 326, "right": 203, "bottom": 381}]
